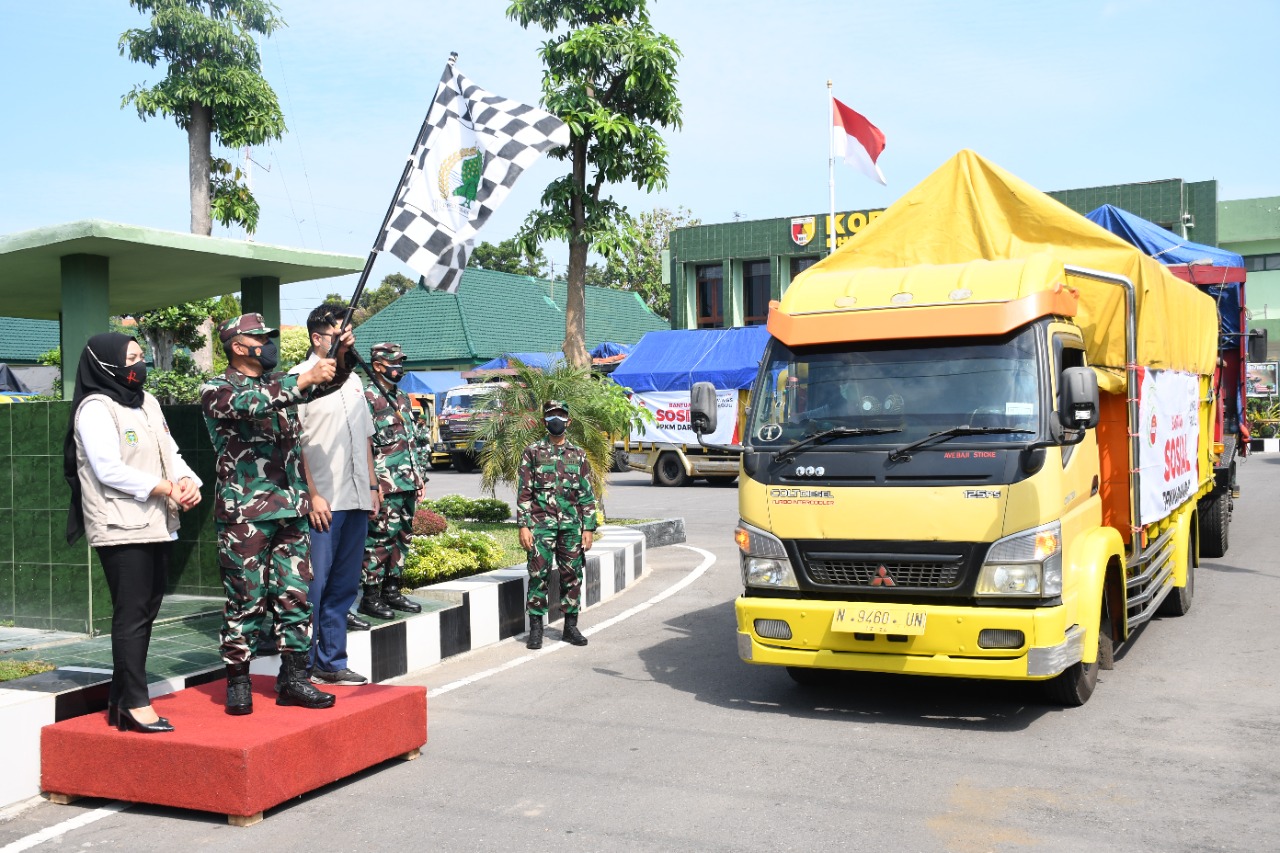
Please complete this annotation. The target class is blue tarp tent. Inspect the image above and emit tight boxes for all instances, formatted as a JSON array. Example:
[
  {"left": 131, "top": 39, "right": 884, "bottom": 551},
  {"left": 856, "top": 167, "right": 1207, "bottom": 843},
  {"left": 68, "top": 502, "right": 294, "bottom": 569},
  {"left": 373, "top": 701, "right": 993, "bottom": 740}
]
[
  {"left": 609, "top": 326, "right": 770, "bottom": 392},
  {"left": 1085, "top": 204, "right": 1245, "bottom": 270},
  {"left": 400, "top": 371, "right": 467, "bottom": 412},
  {"left": 474, "top": 352, "right": 566, "bottom": 371},
  {"left": 591, "top": 341, "right": 632, "bottom": 358}
]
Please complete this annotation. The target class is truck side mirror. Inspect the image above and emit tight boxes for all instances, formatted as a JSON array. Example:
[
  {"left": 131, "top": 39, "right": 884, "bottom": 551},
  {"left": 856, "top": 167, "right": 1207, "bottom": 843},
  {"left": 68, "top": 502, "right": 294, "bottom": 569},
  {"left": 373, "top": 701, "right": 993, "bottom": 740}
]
[
  {"left": 1249, "top": 328, "right": 1269, "bottom": 364},
  {"left": 1059, "top": 367, "right": 1100, "bottom": 432},
  {"left": 690, "top": 382, "right": 717, "bottom": 435}
]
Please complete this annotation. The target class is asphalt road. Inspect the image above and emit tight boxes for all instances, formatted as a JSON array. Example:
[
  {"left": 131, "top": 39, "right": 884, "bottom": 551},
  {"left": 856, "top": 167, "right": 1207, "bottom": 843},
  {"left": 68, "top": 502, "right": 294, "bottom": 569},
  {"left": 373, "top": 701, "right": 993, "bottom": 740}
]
[{"left": 3, "top": 462, "right": 1278, "bottom": 852}]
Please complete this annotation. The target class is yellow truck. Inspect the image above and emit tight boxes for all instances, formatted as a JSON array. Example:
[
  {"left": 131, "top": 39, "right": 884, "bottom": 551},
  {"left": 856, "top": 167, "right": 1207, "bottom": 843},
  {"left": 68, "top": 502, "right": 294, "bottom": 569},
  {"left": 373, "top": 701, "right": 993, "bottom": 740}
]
[{"left": 690, "top": 151, "right": 1221, "bottom": 705}]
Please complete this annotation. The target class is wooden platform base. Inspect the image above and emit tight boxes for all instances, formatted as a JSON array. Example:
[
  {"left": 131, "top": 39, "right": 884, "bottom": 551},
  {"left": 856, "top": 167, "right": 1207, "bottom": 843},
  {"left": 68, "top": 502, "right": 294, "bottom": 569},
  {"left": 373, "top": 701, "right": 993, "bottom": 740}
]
[{"left": 41, "top": 676, "right": 426, "bottom": 823}]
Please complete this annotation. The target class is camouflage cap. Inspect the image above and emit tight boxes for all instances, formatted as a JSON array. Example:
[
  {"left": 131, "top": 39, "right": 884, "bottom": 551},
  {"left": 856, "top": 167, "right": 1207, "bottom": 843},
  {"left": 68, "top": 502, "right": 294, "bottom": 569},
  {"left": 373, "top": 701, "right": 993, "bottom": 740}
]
[
  {"left": 370, "top": 342, "right": 407, "bottom": 363},
  {"left": 218, "top": 313, "right": 279, "bottom": 343},
  {"left": 543, "top": 399, "right": 569, "bottom": 416}
]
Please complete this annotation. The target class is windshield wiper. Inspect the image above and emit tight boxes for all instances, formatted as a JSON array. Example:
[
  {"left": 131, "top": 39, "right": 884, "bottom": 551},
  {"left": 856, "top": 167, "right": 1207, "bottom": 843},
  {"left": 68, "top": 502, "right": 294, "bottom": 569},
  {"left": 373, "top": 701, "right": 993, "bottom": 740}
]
[
  {"left": 887, "top": 426, "right": 1035, "bottom": 463},
  {"left": 774, "top": 426, "right": 902, "bottom": 462}
]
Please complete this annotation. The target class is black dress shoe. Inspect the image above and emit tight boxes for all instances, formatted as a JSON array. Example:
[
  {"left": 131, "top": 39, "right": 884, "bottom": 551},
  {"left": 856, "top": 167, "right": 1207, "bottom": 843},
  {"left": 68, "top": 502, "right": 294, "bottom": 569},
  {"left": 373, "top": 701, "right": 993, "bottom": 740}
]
[
  {"left": 107, "top": 703, "right": 118, "bottom": 727},
  {"left": 117, "top": 707, "right": 174, "bottom": 733},
  {"left": 346, "top": 612, "right": 372, "bottom": 631}
]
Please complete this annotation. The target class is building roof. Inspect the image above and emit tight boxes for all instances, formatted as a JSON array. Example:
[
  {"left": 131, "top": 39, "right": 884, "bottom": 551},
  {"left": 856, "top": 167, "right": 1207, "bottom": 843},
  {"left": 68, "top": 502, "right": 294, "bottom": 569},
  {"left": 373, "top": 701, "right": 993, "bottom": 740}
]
[
  {"left": 0, "top": 317, "right": 59, "bottom": 364},
  {"left": 0, "top": 220, "right": 363, "bottom": 319},
  {"left": 353, "top": 268, "right": 669, "bottom": 367}
]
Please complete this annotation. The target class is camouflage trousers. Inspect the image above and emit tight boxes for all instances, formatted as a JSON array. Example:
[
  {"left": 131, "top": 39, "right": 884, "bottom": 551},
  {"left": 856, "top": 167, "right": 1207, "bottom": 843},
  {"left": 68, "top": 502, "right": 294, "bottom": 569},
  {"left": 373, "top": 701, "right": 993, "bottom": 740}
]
[
  {"left": 217, "top": 516, "right": 313, "bottom": 665},
  {"left": 363, "top": 490, "right": 415, "bottom": 586},
  {"left": 526, "top": 526, "right": 585, "bottom": 617}
]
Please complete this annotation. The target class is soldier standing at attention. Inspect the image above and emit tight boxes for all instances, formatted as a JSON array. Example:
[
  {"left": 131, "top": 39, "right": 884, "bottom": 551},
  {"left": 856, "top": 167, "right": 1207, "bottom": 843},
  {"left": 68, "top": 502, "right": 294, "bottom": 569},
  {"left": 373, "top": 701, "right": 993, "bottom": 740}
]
[
  {"left": 516, "top": 400, "right": 598, "bottom": 650},
  {"left": 201, "top": 313, "right": 354, "bottom": 715},
  {"left": 361, "top": 342, "right": 425, "bottom": 617}
]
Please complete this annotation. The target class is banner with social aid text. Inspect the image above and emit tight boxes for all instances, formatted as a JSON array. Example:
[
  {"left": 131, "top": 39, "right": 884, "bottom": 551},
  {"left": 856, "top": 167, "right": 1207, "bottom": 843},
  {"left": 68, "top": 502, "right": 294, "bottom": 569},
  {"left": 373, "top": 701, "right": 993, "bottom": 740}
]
[
  {"left": 629, "top": 390, "right": 740, "bottom": 446},
  {"left": 1137, "top": 368, "right": 1200, "bottom": 526}
]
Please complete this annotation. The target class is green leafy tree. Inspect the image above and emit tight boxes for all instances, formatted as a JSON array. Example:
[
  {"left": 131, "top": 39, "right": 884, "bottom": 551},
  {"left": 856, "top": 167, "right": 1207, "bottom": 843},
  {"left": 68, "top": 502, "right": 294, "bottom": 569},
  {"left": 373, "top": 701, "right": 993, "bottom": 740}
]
[
  {"left": 209, "top": 293, "right": 241, "bottom": 372},
  {"left": 473, "top": 357, "right": 651, "bottom": 505},
  {"left": 508, "top": 0, "right": 682, "bottom": 368},
  {"left": 468, "top": 237, "right": 550, "bottom": 278},
  {"left": 592, "top": 206, "right": 695, "bottom": 319},
  {"left": 278, "top": 326, "right": 310, "bottom": 371},
  {"left": 133, "top": 300, "right": 216, "bottom": 372},
  {"left": 119, "top": 0, "right": 286, "bottom": 235},
  {"left": 353, "top": 272, "right": 414, "bottom": 325},
  {"left": 145, "top": 351, "right": 207, "bottom": 404}
]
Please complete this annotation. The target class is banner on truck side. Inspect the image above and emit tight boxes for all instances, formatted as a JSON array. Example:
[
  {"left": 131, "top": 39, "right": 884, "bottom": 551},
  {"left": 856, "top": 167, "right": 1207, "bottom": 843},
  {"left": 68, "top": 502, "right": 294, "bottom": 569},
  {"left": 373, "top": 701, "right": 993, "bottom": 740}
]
[
  {"left": 1137, "top": 368, "right": 1200, "bottom": 526},
  {"left": 629, "top": 390, "right": 739, "bottom": 446}
]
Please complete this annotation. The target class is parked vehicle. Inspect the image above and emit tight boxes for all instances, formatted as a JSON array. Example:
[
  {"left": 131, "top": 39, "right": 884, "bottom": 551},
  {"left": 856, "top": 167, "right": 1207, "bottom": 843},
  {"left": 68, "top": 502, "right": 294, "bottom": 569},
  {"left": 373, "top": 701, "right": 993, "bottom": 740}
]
[
  {"left": 691, "top": 151, "right": 1221, "bottom": 705},
  {"left": 609, "top": 327, "right": 769, "bottom": 486},
  {"left": 434, "top": 383, "right": 503, "bottom": 473}
]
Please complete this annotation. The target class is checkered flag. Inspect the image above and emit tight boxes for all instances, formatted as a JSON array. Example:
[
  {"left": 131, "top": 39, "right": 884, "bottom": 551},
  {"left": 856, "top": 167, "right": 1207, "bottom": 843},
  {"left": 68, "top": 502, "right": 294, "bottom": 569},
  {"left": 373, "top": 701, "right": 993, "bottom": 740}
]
[{"left": 377, "top": 57, "right": 569, "bottom": 292}]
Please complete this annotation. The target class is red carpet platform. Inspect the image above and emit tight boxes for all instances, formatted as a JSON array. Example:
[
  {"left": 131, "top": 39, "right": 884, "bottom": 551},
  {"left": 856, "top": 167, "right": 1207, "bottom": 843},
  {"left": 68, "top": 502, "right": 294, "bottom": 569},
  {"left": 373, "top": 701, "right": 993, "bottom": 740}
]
[{"left": 41, "top": 676, "right": 426, "bottom": 825}]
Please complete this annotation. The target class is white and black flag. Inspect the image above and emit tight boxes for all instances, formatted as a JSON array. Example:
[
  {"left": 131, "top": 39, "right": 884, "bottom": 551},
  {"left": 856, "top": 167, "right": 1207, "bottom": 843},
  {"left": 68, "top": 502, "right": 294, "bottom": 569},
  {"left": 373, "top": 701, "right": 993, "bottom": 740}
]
[{"left": 377, "top": 57, "right": 569, "bottom": 292}]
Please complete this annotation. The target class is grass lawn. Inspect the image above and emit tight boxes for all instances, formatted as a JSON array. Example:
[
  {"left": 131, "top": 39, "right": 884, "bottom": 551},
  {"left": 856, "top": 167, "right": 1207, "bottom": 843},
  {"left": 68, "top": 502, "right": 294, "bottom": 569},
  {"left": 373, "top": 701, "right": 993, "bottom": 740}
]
[
  {"left": 450, "top": 518, "right": 655, "bottom": 569},
  {"left": 0, "top": 659, "right": 55, "bottom": 683}
]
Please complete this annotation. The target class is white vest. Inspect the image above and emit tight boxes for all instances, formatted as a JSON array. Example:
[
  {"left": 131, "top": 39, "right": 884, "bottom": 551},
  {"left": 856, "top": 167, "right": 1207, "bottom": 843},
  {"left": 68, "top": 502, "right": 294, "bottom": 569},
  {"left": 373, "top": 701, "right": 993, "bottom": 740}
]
[{"left": 74, "top": 393, "right": 181, "bottom": 547}]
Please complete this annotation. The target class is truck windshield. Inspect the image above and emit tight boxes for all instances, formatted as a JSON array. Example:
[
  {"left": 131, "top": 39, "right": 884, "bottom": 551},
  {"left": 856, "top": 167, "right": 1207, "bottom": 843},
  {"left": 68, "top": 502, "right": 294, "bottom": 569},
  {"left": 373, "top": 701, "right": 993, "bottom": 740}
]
[
  {"left": 442, "top": 390, "right": 496, "bottom": 414},
  {"left": 747, "top": 328, "right": 1042, "bottom": 449}
]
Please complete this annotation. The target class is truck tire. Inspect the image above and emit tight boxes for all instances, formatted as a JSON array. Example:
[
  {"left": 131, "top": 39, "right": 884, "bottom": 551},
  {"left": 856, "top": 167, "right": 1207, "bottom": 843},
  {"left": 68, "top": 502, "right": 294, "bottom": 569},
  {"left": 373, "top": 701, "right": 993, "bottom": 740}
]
[
  {"left": 1158, "top": 539, "right": 1194, "bottom": 617},
  {"left": 1043, "top": 606, "right": 1112, "bottom": 707},
  {"left": 654, "top": 452, "right": 690, "bottom": 487},
  {"left": 1197, "top": 490, "right": 1229, "bottom": 559},
  {"left": 451, "top": 452, "right": 476, "bottom": 474},
  {"left": 611, "top": 448, "right": 630, "bottom": 473}
]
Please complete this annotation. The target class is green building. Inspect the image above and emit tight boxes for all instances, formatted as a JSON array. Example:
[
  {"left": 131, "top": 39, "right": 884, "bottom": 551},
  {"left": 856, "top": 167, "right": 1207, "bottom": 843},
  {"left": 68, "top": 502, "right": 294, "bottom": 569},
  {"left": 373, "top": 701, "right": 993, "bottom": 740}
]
[
  {"left": 354, "top": 267, "right": 669, "bottom": 369},
  {"left": 668, "top": 178, "right": 1280, "bottom": 355}
]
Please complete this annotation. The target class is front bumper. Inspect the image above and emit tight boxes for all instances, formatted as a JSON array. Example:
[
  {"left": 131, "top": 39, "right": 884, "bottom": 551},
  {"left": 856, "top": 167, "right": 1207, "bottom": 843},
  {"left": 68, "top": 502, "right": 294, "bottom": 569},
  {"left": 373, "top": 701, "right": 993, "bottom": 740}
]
[{"left": 735, "top": 596, "right": 1082, "bottom": 681}]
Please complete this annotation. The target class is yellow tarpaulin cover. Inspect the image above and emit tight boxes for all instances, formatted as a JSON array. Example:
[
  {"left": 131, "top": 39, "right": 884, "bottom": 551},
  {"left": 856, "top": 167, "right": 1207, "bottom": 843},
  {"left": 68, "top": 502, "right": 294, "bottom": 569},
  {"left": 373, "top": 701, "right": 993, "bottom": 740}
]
[{"left": 794, "top": 150, "right": 1218, "bottom": 376}]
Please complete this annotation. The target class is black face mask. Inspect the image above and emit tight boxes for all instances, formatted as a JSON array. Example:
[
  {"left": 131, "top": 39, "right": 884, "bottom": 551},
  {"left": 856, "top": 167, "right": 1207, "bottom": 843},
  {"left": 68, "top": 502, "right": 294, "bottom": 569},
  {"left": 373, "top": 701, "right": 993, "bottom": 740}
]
[
  {"left": 115, "top": 361, "right": 147, "bottom": 389},
  {"left": 384, "top": 367, "right": 404, "bottom": 384},
  {"left": 246, "top": 341, "right": 279, "bottom": 372},
  {"left": 546, "top": 416, "right": 568, "bottom": 436}
]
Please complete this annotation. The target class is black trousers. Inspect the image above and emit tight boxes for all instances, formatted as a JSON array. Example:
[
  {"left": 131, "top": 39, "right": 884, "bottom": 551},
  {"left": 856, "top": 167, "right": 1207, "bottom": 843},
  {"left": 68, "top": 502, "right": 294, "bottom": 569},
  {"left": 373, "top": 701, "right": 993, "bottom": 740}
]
[{"left": 97, "top": 541, "right": 171, "bottom": 709}]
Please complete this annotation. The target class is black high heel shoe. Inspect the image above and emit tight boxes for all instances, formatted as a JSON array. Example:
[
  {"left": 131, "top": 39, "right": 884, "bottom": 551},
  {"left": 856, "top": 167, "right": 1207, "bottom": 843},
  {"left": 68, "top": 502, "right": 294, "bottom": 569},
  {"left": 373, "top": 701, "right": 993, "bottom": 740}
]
[{"left": 116, "top": 707, "right": 174, "bottom": 733}]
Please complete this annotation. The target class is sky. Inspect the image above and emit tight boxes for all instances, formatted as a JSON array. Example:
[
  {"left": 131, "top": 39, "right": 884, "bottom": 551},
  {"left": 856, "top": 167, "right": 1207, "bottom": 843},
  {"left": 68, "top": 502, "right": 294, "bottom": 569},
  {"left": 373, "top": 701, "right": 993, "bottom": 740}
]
[{"left": 2, "top": 0, "right": 1278, "bottom": 324}]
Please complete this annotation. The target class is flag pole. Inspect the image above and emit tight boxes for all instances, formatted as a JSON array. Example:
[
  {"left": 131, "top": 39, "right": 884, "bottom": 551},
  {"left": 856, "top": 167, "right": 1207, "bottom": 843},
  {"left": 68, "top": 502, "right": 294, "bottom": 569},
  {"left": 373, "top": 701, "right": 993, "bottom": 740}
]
[
  {"left": 827, "top": 80, "right": 836, "bottom": 257},
  {"left": 328, "top": 52, "right": 459, "bottom": 359}
]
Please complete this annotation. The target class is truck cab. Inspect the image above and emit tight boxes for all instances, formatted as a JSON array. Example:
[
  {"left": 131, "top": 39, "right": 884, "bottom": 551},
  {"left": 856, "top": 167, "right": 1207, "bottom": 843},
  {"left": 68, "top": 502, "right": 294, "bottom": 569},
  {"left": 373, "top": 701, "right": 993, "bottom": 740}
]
[{"left": 435, "top": 383, "right": 503, "bottom": 473}]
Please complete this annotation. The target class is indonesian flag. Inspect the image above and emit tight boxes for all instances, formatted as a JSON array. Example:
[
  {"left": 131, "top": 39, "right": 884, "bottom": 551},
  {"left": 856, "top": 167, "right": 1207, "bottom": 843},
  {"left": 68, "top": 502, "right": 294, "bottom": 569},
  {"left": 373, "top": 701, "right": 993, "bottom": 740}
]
[{"left": 832, "top": 96, "right": 886, "bottom": 185}]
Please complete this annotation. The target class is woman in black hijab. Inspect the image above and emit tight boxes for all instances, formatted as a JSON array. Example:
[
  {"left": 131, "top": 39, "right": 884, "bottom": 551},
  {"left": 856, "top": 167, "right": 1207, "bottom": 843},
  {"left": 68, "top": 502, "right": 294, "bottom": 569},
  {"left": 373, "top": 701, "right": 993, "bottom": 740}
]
[{"left": 64, "top": 333, "right": 203, "bottom": 733}]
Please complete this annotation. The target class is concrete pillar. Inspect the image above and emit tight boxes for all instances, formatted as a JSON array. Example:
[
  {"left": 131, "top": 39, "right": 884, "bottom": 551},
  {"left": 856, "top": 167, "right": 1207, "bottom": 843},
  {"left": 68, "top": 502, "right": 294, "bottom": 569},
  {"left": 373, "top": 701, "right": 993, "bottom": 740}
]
[
  {"left": 241, "top": 275, "right": 281, "bottom": 330},
  {"left": 59, "top": 254, "right": 110, "bottom": 399}
]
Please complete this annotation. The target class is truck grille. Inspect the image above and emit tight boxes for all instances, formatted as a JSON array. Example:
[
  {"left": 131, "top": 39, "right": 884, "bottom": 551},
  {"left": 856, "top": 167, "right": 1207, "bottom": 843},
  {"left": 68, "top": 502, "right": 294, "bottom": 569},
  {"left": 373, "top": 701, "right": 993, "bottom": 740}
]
[{"left": 806, "top": 557, "right": 962, "bottom": 588}]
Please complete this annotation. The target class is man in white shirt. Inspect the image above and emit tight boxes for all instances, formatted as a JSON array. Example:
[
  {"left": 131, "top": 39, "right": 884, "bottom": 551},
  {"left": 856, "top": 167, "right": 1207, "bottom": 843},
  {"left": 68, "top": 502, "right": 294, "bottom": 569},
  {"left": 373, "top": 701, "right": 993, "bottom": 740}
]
[{"left": 291, "top": 302, "right": 380, "bottom": 687}]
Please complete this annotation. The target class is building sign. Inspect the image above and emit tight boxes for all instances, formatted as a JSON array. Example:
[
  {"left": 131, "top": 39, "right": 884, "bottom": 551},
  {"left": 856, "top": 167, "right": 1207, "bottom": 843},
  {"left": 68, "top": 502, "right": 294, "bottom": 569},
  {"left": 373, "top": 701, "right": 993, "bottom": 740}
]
[
  {"left": 820, "top": 208, "right": 886, "bottom": 249},
  {"left": 790, "top": 216, "right": 816, "bottom": 247}
]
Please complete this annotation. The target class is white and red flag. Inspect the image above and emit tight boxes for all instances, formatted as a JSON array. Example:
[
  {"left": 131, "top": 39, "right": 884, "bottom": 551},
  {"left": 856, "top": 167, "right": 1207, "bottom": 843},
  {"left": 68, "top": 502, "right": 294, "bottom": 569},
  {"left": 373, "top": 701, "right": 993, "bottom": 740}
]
[{"left": 831, "top": 96, "right": 886, "bottom": 185}]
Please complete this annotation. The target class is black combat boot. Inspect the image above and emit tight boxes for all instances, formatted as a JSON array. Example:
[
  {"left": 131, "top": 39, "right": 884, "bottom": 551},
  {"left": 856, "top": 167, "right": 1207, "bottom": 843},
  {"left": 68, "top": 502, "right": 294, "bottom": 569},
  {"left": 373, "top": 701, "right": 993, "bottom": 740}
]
[
  {"left": 526, "top": 615, "right": 543, "bottom": 650},
  {"left": 276, "top": 652, "right": 336, "bottom": 709},
  {"left": 562, "top": 612, "right": 588, "bottom": 646},
  {"left": 382, "top": 577, "right": 422, "bottom": 613},
  {"left": 225, "top": 662, "right": 254, "bottom": 716},
  {"left": 358, "top": 584, "right": 395, "bottom": 619}
]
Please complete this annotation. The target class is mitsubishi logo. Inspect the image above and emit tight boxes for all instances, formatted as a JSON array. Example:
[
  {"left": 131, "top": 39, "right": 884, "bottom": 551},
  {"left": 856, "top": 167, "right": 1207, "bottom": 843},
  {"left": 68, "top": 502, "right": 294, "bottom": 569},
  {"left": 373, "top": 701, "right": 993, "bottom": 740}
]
[{"left": 870, "top": 565, "right": 896, "bottom": 587}]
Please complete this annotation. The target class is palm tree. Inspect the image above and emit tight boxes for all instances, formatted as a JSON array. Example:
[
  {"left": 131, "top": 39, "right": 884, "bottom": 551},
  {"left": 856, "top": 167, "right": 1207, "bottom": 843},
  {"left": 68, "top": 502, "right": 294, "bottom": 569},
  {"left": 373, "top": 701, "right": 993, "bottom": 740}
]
[{"left": 474, "top": 358, "right": 646, "bottom": 506}]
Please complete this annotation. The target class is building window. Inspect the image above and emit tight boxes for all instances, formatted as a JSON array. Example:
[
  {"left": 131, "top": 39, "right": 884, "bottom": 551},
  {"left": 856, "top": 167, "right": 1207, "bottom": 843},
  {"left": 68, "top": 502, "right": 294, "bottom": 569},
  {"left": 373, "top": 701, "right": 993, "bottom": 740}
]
[
  {"left": 742, "top": 260, "right": 771, "bottom": 326},
  {"left": 1244, "top": 254, "right": 1280, "bottom": 272},
  {"left": 695, "top": 264, "right": 723, "bottom": 328},
  {"left": 790, "top": 256, "right": 818, "bottom": 279}
]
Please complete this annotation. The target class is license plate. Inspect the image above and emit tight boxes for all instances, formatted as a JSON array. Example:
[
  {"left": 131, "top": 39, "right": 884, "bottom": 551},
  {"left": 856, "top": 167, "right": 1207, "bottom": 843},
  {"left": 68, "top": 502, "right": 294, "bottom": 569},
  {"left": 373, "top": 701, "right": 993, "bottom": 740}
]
[{"left": 831, "top": 604, "right": 927, "bottom": 635}]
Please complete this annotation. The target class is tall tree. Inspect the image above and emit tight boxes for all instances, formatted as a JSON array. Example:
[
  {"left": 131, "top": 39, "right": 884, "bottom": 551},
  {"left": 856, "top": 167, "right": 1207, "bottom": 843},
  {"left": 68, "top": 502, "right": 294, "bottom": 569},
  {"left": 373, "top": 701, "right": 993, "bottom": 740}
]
[
  {"left": 591, "top": 206, "right": 695, "bottom": 319},
  {"left": 119, "top": 0, "right": 286, "bottom": 236},
  {"left": 468, "top": 237, "right": 551, "bottom": 278},
  {"left": 352, "top": 273, "right": 415, "bottom": 325},
  {"left": 508, "top": 0, "right": 682, "bottom": 367}
]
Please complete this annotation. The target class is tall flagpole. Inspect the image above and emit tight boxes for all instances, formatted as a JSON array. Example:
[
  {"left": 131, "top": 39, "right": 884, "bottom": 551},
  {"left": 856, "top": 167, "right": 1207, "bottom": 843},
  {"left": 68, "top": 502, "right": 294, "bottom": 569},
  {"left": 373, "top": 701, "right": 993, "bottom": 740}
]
[{"left": 827, "top": 80, "right": 836, "bottom": 257}]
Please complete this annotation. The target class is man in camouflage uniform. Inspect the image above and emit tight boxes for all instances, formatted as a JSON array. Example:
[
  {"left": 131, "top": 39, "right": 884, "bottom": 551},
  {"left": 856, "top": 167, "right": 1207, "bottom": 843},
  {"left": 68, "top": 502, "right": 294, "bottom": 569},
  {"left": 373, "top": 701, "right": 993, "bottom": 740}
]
[
  {"left": 201, "top": 313, "right": 354, "bottom": 715},
  {"left": 516, "top": 400, "right": 598, "bottom": 650},
  {"left": 361, "top": 342, "right": 425, "bottom": 617}
]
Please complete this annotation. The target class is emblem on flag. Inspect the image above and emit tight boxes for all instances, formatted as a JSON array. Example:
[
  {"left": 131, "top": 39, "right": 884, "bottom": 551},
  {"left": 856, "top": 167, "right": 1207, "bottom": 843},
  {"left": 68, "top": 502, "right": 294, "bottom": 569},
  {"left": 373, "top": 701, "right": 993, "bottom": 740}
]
[
  {"left": 377, "top": 56, "right": 570, "bottom": 293},
  {"left": 791, "top": 216, "right": 816, "bottom": 247}
]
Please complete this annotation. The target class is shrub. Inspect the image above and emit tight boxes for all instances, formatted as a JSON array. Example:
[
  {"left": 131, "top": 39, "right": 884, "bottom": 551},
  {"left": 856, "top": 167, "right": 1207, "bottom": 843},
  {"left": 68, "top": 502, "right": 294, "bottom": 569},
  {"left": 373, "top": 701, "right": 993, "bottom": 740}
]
[
  {"left": 412, "top": 507, "right": 448, "bottom": 536},
  {"left": 471, "top": 498, "right": 511, "bottom": 523},
  {"left": 402, "top": 530, "right": 506, "bottom": 587},
  {"left": 425, "top": 494, "right": 475, "bottom": 520}
]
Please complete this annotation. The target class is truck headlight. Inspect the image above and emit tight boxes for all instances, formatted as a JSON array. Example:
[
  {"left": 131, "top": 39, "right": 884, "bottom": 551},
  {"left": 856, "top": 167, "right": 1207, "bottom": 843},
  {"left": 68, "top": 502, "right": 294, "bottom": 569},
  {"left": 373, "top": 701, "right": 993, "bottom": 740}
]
[
  {"left": 735, "top": 521, "right": 798, "bottom": 590},
  {"left": 976, "top": 521, "right": 1062, "bottom": 597}
]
